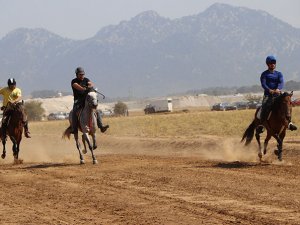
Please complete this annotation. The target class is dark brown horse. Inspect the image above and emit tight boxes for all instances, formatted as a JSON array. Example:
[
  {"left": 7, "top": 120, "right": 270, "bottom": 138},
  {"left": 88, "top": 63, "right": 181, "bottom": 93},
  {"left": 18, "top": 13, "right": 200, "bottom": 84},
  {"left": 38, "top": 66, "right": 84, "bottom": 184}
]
[
  {"left": 1, "top": 102, "right": 24, "bottom": 164},
  {"left": 241, "top": 92, "right": 293, "bottom": 161}
]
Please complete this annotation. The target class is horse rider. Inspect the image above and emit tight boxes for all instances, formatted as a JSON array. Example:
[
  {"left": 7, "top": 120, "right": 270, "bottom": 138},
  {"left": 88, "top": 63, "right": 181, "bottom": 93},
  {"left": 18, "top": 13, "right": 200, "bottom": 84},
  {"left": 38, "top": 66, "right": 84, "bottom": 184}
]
[
  {"left": 260, "top": 55, "right": 297, "bottom": 131},
  {"left": 71, "top": 67, "right": 109, "bottom": 137},
  {"left": 0, "top": 78, "right": 31, "bottom": 140}
]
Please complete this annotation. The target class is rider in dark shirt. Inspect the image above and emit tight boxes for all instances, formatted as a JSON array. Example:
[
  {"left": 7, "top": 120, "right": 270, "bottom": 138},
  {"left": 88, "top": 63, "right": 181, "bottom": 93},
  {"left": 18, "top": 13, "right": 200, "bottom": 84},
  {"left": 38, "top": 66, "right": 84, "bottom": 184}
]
[{"left": 71, "top": 67, "right": 109, "bottom": 136}]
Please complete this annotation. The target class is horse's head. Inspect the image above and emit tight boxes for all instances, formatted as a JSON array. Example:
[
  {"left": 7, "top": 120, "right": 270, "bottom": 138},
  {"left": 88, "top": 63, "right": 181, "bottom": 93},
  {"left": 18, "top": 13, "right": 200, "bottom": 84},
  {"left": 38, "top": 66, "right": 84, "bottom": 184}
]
[
  {"left": 7, "top": 101, "right": 24, "bottom": 113},
  {"left": 85, "top": 90, "right": 98, "bottom": 110},
  {"left": 6, "top": 101, "right": 24, "bottom": 121},
  {"left": 273, "top": 91, "right": 293, "bottom": 118}
]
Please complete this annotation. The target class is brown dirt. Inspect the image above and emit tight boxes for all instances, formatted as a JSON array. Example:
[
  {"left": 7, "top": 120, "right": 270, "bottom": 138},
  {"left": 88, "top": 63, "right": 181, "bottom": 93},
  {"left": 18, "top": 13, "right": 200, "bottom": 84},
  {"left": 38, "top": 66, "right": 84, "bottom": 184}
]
[{"left": 0, "top": 133, "right": 300, "bottom": 225}]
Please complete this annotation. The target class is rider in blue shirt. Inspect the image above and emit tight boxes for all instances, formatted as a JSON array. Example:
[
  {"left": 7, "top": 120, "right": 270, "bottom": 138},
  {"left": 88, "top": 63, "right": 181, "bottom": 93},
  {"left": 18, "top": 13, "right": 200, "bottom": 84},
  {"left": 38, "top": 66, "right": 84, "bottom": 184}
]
[{"left": 260, "top": 55, "right": 297, "bottom": 130}]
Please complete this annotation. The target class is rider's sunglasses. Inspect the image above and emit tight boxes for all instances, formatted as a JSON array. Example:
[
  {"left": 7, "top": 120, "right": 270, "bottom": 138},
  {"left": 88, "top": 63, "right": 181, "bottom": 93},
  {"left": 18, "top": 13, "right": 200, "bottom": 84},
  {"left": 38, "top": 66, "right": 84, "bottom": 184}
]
[
  {"left": 78, "top": 73, "right": 85, "bottom": 76},
  {"left": 268, "top": 60, "right": 276, "bottom": 64}
]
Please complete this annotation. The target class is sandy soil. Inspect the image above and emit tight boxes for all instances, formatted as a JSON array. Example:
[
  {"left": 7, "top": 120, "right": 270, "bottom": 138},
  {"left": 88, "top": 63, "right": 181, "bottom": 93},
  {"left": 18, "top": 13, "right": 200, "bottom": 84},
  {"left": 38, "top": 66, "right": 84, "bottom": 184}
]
[{"left": 0, "top": 133, "right": 300, "bottom": 225}]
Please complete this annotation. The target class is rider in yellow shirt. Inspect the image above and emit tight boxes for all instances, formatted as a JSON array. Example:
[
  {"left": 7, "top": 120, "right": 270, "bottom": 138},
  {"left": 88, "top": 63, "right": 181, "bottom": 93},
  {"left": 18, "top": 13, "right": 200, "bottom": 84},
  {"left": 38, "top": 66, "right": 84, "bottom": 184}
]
[{"left": 0, "top": 78, "right": 31, "bottom": 140}]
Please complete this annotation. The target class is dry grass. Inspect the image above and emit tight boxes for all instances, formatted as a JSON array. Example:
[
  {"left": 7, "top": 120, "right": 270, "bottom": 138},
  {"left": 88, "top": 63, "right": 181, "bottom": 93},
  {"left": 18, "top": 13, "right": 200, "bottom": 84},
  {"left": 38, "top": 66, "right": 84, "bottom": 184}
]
[{"left": 29, "top": 107, "right": 300, "bottom": 138}]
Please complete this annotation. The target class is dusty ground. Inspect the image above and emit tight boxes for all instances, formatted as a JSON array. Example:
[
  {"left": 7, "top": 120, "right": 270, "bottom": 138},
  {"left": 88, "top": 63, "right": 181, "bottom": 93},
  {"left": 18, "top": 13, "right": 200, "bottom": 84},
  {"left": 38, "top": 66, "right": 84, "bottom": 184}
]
[{"left": 0, "top": 133, "right": 300, "bottom": 225}]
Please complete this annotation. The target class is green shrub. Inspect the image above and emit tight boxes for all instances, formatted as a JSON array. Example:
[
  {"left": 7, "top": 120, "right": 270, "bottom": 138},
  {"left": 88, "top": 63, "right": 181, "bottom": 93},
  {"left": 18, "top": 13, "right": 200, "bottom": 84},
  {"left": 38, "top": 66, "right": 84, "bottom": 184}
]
[
  {"left": 25, "top": 101, "right": 45, "bottom": 121},
  {"left": 113, "top": 101, "right": 128, "bottom": 116}
]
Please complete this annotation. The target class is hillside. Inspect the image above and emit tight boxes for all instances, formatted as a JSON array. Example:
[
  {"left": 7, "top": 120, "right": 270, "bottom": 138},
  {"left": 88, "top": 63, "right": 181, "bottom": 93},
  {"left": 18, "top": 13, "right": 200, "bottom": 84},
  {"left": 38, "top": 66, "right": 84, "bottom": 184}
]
[{"left": 0, "top": 3, "right": 299, "bottom": 98}]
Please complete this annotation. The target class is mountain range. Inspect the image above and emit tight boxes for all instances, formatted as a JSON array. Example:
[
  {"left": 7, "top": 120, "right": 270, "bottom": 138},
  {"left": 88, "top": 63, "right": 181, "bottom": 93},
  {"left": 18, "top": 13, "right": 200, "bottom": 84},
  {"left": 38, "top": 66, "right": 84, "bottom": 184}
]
[{"left": 0, "top": 3, "right": 300, "bottom": 98}]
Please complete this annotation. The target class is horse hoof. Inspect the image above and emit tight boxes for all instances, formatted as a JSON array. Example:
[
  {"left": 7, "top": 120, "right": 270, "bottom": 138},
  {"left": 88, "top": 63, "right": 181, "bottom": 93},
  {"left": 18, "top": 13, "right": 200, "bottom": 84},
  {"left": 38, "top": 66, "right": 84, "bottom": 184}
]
[
  {"left": 82, "top": 149, "right": 87, "bottom": 154},
  {"left": 80, "top": 160, "right": 85, "bottom": 164},
  {"left": 263, "top": 150, "right": 267, "bottom": 155},
  {"left": 93, "top": 145, "right": 97, "bottom": 150},
  {"left": 93, "top": 160, "right": 98, "bottom": 164},
  {"left": 1, "top": 154, "right": 5, "bottom": 159},
  {"left": 274, "top": 150, "right": 279, "bottom": 156},
  {"left": 258, "top": 153, "right": 262, "bottom": 159},
  {"left": 14, "top": 159, "right": 23, "bottom": 164}
]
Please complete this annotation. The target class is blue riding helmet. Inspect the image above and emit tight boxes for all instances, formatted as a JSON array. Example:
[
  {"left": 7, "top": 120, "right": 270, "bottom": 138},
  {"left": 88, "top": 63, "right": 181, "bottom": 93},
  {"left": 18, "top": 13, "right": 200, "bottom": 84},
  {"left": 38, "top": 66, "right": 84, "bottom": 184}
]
[{"left": 266, "top": 55, "right": 276, "bottom": 64}]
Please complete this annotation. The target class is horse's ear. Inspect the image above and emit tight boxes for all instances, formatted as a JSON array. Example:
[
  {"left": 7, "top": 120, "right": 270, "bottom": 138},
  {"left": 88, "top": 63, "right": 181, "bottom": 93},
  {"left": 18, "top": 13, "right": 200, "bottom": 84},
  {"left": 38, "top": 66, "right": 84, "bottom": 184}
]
[{"left": 290, "top": 91, "right": 293, "bottom": 96}]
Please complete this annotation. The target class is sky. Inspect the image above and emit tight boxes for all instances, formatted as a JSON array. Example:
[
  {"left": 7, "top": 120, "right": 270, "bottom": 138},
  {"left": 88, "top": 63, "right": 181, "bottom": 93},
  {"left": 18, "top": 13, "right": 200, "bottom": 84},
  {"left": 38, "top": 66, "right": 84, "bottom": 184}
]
[{"left": 0, "top": 0, "right": 299, "bottom": 40}]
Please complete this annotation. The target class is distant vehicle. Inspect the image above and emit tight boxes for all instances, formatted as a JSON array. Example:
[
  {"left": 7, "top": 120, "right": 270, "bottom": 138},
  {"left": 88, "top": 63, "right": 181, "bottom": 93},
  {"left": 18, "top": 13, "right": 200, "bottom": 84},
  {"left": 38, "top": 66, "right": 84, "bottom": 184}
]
[
  {"left": 144, "top": 98, "right": 173, "bottom": 114},
  {"left": 234, "top": 101, "right": 248, "bottom": 110},
  {"left": 48, "top": 112, "right": 68, "bottom": 120},
  {"left": 292, "top": 98, "right": 300, "bottom": 107},
  {"left": 98, "top": 109, "right": 114, "bottom": 117},
  {"left": 247, "top": 101, "right": 262, "bottom": 109},
  {"left": 211, "top": 102, "right": 237, "bottom": 111}
]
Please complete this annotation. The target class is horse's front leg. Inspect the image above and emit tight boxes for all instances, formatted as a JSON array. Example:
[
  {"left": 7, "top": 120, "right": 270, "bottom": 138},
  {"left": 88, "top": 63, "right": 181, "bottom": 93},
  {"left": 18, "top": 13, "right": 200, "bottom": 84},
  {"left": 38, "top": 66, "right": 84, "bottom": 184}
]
[
  {"left": 274, "top": 131, "right": 286, "bottom": 161},
  {"left": 13, "top": 142, "right": 23, "bottom": 164},
  {"left": 74, "top": 133, "right": 85, "bottom": 164},
  {"left": 263, "top": 132, "right": 272, "bottom": 155},
  {"left": 81, "top": 134, "right": 87, "bottom": 154},
  {"left": 83, "top": 133, "right": 97, "bottom": 164},
  {"left": 92, "top": 133, "right": 97, "bottom": 150}
]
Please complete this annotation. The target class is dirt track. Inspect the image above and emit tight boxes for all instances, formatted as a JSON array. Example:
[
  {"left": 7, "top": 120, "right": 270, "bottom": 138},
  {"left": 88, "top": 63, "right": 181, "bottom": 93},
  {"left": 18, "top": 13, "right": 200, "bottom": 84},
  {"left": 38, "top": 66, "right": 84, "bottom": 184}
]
[{"left": 0, "top": 134, "right": 300, "bottom": 224}]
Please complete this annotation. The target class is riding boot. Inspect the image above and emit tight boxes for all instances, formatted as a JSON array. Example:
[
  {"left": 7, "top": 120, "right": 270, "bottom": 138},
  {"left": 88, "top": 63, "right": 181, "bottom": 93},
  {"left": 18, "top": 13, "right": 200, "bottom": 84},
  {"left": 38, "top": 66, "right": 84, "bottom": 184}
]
[
  {"left": 96, "top": 110, "right": 109, "bottom": 133},
  {"left": 287, "top": 117, "right": 297, "bottom": 131},
  {"left": 23, "top": 121, "right": 31, "bottom": 138}
]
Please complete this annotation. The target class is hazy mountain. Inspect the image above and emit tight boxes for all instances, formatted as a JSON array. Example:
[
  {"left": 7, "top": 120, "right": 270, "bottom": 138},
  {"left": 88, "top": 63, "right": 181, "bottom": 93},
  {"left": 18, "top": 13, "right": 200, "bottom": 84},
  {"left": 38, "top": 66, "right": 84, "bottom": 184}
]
[{"left": 0, "top": 3, "right": 299, "bottom": 98}]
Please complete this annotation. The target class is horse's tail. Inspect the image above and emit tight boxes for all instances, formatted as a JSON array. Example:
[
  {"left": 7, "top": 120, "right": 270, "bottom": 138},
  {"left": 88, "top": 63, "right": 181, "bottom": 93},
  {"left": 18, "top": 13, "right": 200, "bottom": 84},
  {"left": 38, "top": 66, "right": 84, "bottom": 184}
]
[
  {"left": 241, "top": 120, "right": 256, "bottom": 146},
  {"left": 62, "top": 126, "right": 72, "bottom": 140}
]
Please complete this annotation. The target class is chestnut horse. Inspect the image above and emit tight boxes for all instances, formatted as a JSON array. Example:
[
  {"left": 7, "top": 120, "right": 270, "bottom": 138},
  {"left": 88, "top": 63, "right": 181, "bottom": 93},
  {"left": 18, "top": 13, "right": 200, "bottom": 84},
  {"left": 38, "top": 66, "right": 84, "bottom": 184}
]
[
  {"left": 241, "top": 92, "right": 293, "bottom": 161},
  {"left": 1, "top": 102, "right": 24, "bottom": 164}
]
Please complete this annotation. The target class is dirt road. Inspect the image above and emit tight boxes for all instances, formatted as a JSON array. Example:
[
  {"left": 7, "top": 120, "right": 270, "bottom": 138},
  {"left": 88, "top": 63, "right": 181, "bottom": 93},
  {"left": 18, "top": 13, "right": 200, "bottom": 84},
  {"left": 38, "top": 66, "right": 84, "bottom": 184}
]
[{"left": 0, "top": 134, "right": 299, "bottom": 224}]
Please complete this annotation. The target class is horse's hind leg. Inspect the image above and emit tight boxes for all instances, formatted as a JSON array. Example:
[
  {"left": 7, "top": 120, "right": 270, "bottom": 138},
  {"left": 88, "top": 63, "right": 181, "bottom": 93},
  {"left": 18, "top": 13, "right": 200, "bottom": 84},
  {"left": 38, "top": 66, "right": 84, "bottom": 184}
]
[
  {"left": 1, "top": 139, "right": 6, "bottom": 159},
  {"left": 255, "top": 127, "right": 263, "bottom": 160},
  {"left": 74, "top": 134, "right": 85, "bottom": 164}
]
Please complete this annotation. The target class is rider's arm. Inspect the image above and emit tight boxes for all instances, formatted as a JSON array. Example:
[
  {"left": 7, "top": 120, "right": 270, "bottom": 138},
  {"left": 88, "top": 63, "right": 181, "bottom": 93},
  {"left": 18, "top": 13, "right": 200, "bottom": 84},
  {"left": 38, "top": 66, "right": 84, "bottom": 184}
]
[
  {"left": 277, "top": 72, "right": 284, "bottom": 90},
  {"left": 72, "top": 82, "right": 87, "bottom": 91},
  {"left": 260, "top": 72, "right": 272, "bottom": 93},
  {"left": 9, "top": 95, "right": 22, "bottom": 104},
  {"left": 87, "top": 81, "right": 94, "bottom": 88}
]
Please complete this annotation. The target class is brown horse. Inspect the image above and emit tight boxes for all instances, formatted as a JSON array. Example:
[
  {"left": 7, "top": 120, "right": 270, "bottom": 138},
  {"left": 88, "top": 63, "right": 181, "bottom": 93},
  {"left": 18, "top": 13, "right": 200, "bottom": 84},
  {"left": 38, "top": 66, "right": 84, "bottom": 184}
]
[
  {"left": 1, "top": 102, "right": 24, "bottom": 164},
  {"left": 241, "top": 92, "right": 293, "bottom": 161}
]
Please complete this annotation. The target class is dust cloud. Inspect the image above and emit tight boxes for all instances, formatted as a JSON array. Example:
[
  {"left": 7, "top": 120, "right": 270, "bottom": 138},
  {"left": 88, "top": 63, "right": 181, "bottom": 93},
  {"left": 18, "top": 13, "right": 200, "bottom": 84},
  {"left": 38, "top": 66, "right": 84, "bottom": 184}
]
[{"left": 0, "top": 133, "right": 281, "bottom": 165}]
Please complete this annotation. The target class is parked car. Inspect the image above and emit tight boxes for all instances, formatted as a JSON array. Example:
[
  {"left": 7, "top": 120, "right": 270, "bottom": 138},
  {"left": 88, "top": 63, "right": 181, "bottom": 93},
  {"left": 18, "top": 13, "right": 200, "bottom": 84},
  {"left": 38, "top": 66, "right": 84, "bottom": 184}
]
[
  {"left": 144, "top": 104, "right": 155, "bottom": 114},
  {"left": 211, "top": 102, "right": 237, "bottom": 111},
  {"left": 247, "top": 101, "right": 262, "bottom": 109},
  {"left": 234, "top": 101, "right": 248, "bottom": 110},
  {"left": 48, "top": 112, "right": 68, "bottom": 120}
]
